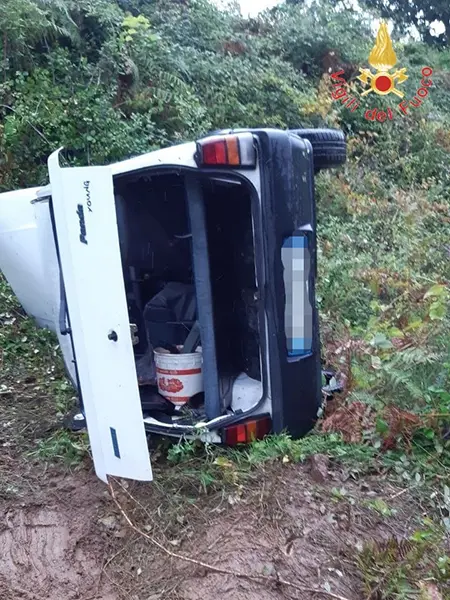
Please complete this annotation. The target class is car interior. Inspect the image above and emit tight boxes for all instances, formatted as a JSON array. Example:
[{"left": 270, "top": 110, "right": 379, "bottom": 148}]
[{"left": 113, "top": 171, "right": 263, "bottom": 427}]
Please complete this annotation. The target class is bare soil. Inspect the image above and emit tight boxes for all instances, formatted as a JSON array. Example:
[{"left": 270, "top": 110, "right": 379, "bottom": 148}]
[
  {"left": 0, "top": 379, "right": 118, "bottom": 600},
  {"left": 105, "top": 460, "right": 420, "bottom": 600},
  {"left": 0, "top": 471, "right": 116, "bottom": 600},
  {"left": 0, "top": 381, "right": 427, "bottom": 600}
]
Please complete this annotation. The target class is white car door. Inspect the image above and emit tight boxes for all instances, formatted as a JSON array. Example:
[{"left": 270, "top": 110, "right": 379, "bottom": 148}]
[{"left": 48, "top": 149, "right": 152, "bottom": 483}]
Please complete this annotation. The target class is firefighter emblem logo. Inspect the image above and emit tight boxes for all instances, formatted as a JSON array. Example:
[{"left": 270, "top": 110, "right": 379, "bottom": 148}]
[{"left": 358, "top": 22, "right": 408, "bottom": 98}]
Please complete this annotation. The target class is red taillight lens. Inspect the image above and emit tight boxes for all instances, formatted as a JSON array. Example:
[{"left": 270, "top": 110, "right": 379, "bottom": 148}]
[
  {"left": 196, "top": 133, "right": 256, "bottom": 168},
  {"left": 202, "top": 138, "right": 227, "bottom": 165},
  {"left": 224, "top": 416, "right": 272, "bottom": 445}
]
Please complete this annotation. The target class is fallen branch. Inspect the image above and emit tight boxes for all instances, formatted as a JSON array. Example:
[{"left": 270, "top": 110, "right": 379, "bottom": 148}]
[{"left": 107, "top": 478, "right": 351, "bottom": 600}]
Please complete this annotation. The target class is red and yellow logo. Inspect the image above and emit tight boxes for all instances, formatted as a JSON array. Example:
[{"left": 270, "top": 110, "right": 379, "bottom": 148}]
[
  {"left": 357, "top": 22, "right": 408, "bottom": 98},
  {"left": 330, "top": 21, "right": 433, "bottom": 122}
]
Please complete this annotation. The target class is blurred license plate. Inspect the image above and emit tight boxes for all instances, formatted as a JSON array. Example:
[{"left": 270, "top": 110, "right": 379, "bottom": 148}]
[{"left": 282, "top": 233, "right": 313, "bottom": 357}]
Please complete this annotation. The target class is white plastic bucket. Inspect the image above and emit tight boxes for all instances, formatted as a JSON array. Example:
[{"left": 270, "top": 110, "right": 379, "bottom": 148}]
[{"left": 154, "top": 347, "right": 203, "bottom": 408}]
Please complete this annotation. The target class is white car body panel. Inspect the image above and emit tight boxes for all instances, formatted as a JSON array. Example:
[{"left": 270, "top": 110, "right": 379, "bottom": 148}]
[
  {"left": 47, "top": 149, "right": 152, "bottom": 483},
  {"left": 0, "top": 187, "right": 53, "bottom": 328},
  {"left": 0, "top": 187, "right": 80, "bottom": 384},
  {"left": 110, "top": 141, "right": 198, "bottom": 174},
  {"left": 0, "top": 137, "right": 271, "bottom": 482}
]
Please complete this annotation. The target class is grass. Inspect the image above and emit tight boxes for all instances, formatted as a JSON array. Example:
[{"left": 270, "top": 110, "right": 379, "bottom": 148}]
[
  {"left": 28, "top": 430, "right": 90, "bottom": 465},
  {"left": 166, "top": 428, "right": 449, "bottom": 486},
  {"left": 165, "top": 431, "right": 376, "bottom": 488}
]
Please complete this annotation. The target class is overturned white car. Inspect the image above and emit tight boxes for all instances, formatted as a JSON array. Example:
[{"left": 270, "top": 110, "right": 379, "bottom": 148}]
[{"left": 0, "top": 128, "right": 346, "bottom": 481}]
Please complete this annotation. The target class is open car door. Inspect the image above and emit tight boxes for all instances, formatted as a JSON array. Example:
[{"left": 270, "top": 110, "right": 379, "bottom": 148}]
[{"left": 48, "top": 149, "right": 152, "bottom": 483}]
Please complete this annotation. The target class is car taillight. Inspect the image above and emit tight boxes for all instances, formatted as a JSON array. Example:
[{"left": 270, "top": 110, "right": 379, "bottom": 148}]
[
  {"left": 196, "top": 133, "right": 256, "bottom": 168},
  {"left": 224, "top": 416, "right": 272, "bottom": 445}
]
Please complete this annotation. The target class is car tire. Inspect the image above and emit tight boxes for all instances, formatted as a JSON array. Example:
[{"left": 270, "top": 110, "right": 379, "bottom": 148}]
[{"left": 290, "top": 128, "right": 346, "bottom": 171}]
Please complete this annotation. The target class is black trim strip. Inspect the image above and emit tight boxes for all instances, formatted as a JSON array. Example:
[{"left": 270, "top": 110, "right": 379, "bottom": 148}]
[
  {"left": 185, "top": 174, "right": 221, "bottom": 421},
  {"left": 49, "top": 198, "right": 84, "bottom": 412}
]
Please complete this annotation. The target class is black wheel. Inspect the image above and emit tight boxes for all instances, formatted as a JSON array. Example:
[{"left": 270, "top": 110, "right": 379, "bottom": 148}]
[{"left": 290, "top": 128, "right": 346, "bottom": 171}]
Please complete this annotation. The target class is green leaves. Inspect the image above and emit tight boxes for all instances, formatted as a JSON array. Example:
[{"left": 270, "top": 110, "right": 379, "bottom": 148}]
[
  {"left": 425, "top": 284, "right": 449, "bottom": 321},
  {"left": 371, "top": 333, "right": 394, "bottom": 350},
  {"left": 375, "top": 417, "right": 389, "bottom": 435},
  {"left": 371, "top": 355, "right": 382, "bottom": 370},
  {"left": 425, "top": 284, "right": 448, "bottom": 299},
  {"left": 119, "top": 13, "right": 152, "bottom": 46},
  {"left": 366, "top": 498, "right": 395, "bottom": 516},
  {"left": 429, "top": 301, "right": 447, "bottom": 321}
]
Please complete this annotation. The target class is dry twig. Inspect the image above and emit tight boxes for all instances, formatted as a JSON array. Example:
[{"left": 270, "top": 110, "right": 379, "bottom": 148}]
[{"left": 108, "top": 478, "right": 351, "bottom": 600}]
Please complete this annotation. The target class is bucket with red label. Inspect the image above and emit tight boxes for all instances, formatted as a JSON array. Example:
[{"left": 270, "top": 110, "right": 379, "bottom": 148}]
[{"left": 153, "top": 347, "right": 203, "bottom": 408}]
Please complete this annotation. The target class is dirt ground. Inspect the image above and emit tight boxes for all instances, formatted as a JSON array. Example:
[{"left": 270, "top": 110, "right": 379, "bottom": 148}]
[
  {"left": 105, "top": 463, "right": 422, "bottom": 600},
  {"left": 0, "top": 468, "right": 116, "bottom": 600},
  {"left": 0, "top": 379, "right": 436, "bottom": 600}
]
